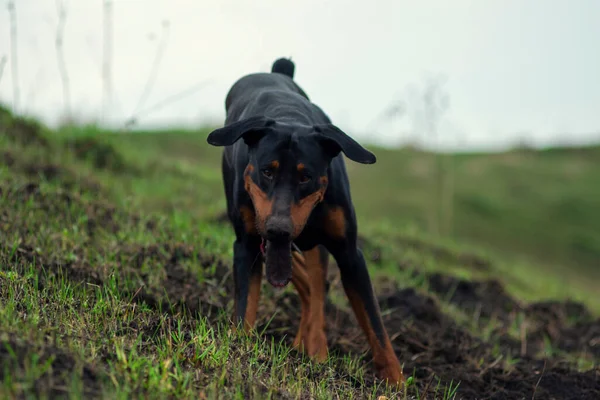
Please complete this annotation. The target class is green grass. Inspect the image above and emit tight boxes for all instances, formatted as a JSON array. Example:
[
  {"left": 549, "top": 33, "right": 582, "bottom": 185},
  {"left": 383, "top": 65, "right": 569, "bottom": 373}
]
[{"left": 1, "top": 105, "right": 599, "bottom": 399}]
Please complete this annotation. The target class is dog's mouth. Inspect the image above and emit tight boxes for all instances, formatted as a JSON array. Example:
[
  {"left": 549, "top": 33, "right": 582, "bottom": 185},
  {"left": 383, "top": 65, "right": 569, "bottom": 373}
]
[{"left": 260, "top": 238, "right": 298, "bottom": 288}]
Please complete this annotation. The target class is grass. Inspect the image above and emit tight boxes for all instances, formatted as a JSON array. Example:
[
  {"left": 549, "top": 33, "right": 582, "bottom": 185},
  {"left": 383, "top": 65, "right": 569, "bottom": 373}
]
[{"left": 1, "top": 105, "right": 599, "bottom": 399}]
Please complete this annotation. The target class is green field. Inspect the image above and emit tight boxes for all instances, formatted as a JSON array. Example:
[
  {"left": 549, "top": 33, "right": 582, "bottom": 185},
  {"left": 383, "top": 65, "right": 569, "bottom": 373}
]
[{"left": 1, "top": 105, "right": 599, "bottom": 399}]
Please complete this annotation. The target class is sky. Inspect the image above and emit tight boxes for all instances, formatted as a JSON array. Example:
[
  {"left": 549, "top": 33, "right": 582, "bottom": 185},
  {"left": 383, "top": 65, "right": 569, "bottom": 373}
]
[{"left": 1, "top": 0, "right": 599, "bottom": 151}]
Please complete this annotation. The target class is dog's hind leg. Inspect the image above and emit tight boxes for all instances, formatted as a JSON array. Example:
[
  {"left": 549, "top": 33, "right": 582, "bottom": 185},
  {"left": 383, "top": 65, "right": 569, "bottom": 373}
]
[{"left": 330, "top": 244, "right": 405, "bottom": 386}]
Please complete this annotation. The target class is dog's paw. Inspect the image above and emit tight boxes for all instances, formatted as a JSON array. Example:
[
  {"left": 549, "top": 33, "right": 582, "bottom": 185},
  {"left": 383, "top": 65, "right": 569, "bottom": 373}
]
[
  {"left": 376, "top": 363, "right": 406, "bottom": 387},
  {"left": 305, "top": 327, "right": 328, "bottom": 362}
]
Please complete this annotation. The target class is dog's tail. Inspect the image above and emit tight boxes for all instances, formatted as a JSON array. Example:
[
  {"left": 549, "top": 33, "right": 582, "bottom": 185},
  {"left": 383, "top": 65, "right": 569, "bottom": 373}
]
[{"left": 271, "top": 57, "right": 295, "bottom": 79}]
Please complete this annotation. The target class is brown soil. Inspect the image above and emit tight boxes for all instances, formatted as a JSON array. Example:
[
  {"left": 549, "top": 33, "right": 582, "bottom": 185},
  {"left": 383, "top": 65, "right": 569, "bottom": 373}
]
[{"left": 426, "top": 273, "right": 600, "bottom": 360}]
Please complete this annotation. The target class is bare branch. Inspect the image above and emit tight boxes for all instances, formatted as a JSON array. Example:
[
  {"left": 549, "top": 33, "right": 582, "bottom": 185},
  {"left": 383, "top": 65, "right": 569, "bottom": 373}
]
[
  {"left": 55, "top": 0, "right": 71, "bottom": 119},
  {"left": 131, "top": 19, "right": 171, "bottom": 117},
  {"left": 7, "top": 0, "right": 20, "bottom": 112},
  {"left": 0, "top": 55, "right": 7, "bottom": 85},
  {"left": 102, "top": 0, "right": 114, "bottom": 123},
  {"left": 123, "top": 79, "right": 213, "bottom": 129}
]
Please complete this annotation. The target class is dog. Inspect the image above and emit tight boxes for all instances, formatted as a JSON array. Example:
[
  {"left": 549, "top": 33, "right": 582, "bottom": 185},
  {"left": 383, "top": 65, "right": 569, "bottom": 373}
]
[{"left": 206, "top": 57, "right": 404, "bottom": 385}]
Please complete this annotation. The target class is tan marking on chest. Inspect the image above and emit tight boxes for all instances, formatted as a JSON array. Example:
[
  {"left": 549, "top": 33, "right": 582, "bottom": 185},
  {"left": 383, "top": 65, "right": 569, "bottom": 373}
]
[
  {"left": 239, "top": 205, "right": 257, "bottom": 234},
  {"left": 244, "top": 164, "right": 272, "bottom": 232},
  {"left": 324, "top": 206, "right": 346, "bottom": 239}
]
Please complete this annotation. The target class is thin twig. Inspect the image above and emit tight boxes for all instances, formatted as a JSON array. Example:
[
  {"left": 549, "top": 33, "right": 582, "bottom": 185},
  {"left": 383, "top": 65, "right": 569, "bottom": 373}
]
[
  {"left": 102, "top": 0, "right": 114, "bottom": 123},
  {"left": 122, "top": 79, "right": 212, "bottom": 129},
  {"left": 7, "top": 1, "right": 20, "bottom": 112},
  {"left": 532, "top": 360, "right": 546, "bottom": 399},
  {"left": 55, "top": 0, "right": 71, "bottom": 119},
  {"left": 130, "top": 19, "right": 170, "bottom": 118},
  {"left": 520, "top": 315, "right": 528, "bottom": 357},
  {"left": 0, "top": 55, "right": 8, "bottom": 85}
]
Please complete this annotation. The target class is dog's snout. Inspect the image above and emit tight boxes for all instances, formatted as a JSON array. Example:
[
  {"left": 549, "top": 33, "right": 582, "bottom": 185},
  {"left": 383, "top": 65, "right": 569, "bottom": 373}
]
[{"left": 265, "top": 216, "right": 293, "bottom": 241}]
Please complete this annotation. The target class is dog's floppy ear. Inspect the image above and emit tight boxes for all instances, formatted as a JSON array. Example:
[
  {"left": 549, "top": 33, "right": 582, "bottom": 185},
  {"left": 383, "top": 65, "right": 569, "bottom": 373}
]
[
  {"left": 207, "top": 116, "right": 276, "bottom": 147},
  {"left": 314, "top": 124, "right": 376, "bottom": 164}
]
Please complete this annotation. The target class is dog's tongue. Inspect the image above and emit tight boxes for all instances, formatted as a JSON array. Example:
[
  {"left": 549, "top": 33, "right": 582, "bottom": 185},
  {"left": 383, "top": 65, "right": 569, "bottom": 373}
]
[{"left": 263, "top": 240, "right": 292, "bottom": 288}]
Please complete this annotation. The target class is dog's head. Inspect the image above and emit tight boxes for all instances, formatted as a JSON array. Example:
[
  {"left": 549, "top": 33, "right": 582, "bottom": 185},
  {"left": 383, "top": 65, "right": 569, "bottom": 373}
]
[{"left": 207, "top": 116, "right": 375, "bottom": 286}]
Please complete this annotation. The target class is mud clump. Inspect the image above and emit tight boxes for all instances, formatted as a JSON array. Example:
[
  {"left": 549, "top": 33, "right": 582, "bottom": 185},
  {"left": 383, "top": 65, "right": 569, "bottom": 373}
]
[
  {"left": 0, "top": 336, "right": 102, "bottom": 398},
  {"left": 2, "top": 149, "right": 103, "bottom": 194},
  {"left": 426, "top": 273, "right": 600, "bottom": 360},
  {"left": 1, "top": 181, "right": 121, "bottom": 237},
  {"left": 0, "top": 106, "right": 50, "bottom": 148},
  {"left": 118, "top": 243, "right": 231, "bottom": 318},
  {"left": 427, "top": 272, "right": 519, "bottom": 321},
  {"left": 364, "top": 288, "right": 599, "bottom": 399},
  {"left": 2, "top": 242, "right": 105, "bottom": 287},
  {"left": 396, "top": 235, "right": 492, "bottom": 271},
  {"left": 65, "top": 137, "right": 137, "bottom": 174}
]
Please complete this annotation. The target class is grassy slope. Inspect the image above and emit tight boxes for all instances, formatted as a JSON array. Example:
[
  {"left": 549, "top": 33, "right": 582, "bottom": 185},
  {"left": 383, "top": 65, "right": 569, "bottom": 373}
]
[
  {"left": 90, "top": 125, "right": 600, "bottom": 307},
  {"left": 88, "top": 126, "right": 600, "bottom": 273},
  {"left": 1, "top": 109, "right": 599, "bottom": 399}
]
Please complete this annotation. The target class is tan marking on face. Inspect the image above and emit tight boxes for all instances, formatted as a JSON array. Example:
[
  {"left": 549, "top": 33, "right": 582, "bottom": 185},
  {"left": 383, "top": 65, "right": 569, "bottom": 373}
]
[
  {"left": 244, "top": 164, "right": 272, "bottom": 233},
  {"left": 270, "top": 160, "right": 280, "bottom": 169},
  {"left": 324, "top": 206, "right": 346, "bottom": 239},
  {"left": 239, "top": 205, "right": 257, "bottom": 234},
  {"left": 289, "top": 176, "right": 328, "bottom": 238},
  {"left": 297, "top": 163, "right": 305, "bottom": 172}
]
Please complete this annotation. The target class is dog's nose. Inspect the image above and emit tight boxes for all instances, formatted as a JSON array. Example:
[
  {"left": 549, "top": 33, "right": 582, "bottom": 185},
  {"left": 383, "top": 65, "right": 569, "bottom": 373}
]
[{"left": 265, "top": 216, "right": 293, "bottom": 241}]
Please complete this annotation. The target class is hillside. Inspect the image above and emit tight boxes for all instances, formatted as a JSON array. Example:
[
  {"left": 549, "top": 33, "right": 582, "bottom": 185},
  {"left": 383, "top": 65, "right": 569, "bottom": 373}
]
[
  {"left": 77, "top": 125, "right": 600, "bottom": 275},
  {"left": 1, "top": 107, "right": 599, "bottom": 399}
]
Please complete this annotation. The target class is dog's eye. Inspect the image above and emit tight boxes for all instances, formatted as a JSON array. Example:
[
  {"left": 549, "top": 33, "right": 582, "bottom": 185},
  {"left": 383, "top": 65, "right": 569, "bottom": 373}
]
[
  {"left": 262, "top": 168, "right": 274, "bottom": 179},
  {"left": 299, "top": 173, "right": 311, "bottom": 184}
]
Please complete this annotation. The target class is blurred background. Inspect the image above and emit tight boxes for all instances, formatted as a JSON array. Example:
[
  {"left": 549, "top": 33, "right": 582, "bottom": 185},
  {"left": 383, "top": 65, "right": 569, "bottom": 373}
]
[{"left": 1, "top": 1, "right": 599, "bottom": 285}]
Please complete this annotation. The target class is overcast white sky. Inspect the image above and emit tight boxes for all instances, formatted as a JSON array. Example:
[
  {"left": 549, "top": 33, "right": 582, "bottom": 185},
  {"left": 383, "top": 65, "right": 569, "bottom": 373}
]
[{"left": 1, "top": 0, "right": 599, "bottom": 151}]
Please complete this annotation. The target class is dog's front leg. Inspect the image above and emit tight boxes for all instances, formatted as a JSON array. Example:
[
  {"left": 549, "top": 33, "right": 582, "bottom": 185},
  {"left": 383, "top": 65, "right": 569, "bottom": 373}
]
[
  {"left": 232, "top": 238, "right": 263, "bottom": 332},
  {"left": 330, "top": 244, "right": 405, "bottom": 386}
]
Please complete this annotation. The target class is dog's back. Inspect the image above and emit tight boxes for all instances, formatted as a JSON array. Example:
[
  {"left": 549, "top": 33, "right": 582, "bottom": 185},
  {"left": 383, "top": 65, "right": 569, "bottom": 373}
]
[{"left": 224, "top": 59, "right": 312, "bottom": 122}]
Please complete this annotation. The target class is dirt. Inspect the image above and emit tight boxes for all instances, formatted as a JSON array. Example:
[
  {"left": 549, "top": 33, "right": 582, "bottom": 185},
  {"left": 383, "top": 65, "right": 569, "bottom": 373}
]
[
  {"left": 0, "top": 336, "right": 102, "bottom": 398},
  {"left": 118, "top": 242, "right": 233, "bottom": 318},
  {"left": 1, "top": 149, "right": 103, "bottom": 195},
  {"left": 377, "top": 289, "right": 599, "bottom": 399},
  {"left": 64, "top": 136, "right": 138, "bottom": 175},
  {"left": 0, "top": 105, "right": 50, "bottom": 148},
  {"left": 426, "top": 273, "right": 600, "bottom": 360}
]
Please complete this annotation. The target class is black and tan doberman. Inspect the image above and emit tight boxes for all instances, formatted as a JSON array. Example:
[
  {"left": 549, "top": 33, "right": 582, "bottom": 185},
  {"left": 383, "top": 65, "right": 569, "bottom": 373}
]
[{"left": 206, "top": 57, "right": 404, "bottom": 385}]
